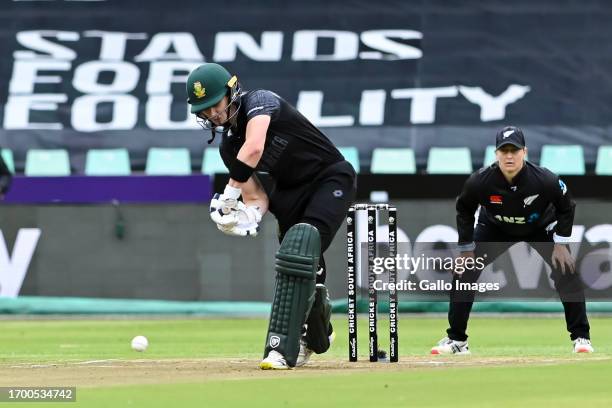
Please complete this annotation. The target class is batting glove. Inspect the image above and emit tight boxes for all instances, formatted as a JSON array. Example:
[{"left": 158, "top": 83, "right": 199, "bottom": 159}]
[
  {"left": 211, "top": 197, "right": 262, "bottom": 230},
  {"left": 217, "top": 221, "right": 260, "bottom": 237},
  {"left": 214, "top": 200, "right": 262, "bottom": 237},
  {"left": 218, "top": 184, "right": 241, "bottom": 213}
]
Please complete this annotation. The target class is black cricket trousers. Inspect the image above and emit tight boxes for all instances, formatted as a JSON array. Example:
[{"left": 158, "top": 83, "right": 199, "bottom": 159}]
[{"left": 447, "top": 222, "right": 590, "bottom": 341}]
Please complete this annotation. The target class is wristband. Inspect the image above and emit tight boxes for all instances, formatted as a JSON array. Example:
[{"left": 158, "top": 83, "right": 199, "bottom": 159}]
[
  {"left": 230, "top": 158, "right": 255, "bottom": 182},
  {"left": 553, "top": 233, "right": 572, "bottom": 244}
]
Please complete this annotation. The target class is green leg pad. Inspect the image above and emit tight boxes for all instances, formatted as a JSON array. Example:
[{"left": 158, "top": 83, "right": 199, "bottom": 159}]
[
  {"left": 264, "top": 223, "right": 320, "bottom": 367},
  {"left": 304, "top": 284, "right": 333, "bottom": 354}
]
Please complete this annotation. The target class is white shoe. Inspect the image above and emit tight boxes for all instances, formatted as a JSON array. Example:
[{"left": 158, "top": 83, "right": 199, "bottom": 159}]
[
  {"left": 295, "top": 331, "right": 336, "bottom": 367},
  {"left": 295, "top": 339, "right": 313, "bottom": 368},
  {"left": 430, "top": 337, "right": 471, "bottom": 355},
  {"left": 573, "top": 338, "right": 594, "bottom": 353},
  {"left": 260, "top": 350, "right": 291, "bottom": 370}
]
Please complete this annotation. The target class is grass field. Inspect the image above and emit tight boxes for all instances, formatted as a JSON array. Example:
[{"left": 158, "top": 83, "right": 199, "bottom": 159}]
[{"left": 0, "top": 315, "right": 610, "bottom": 407}]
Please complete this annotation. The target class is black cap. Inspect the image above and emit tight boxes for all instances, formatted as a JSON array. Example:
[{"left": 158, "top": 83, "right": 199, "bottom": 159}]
[{"left": 495, "top": 126, "right": 525, "bottom": 149}]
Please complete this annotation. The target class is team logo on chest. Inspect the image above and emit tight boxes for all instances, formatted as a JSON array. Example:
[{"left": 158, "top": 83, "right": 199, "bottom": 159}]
[
  {"left": 489, "top": 195, "right": 503, "bottom": 204},
  {"left": 523, "top": 194, "right": 539, "bottom": 207},
  {"left": 495, "top": 215, "right": 526, "bottom": 224}
]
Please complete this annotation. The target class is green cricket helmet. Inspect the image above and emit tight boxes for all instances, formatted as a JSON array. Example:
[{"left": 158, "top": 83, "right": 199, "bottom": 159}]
[{"left": 186, "top": 63, "right": 239, "bottom": 114}]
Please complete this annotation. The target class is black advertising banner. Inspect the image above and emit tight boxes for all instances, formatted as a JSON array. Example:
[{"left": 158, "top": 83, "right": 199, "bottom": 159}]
[{"left": 0, "top": 0, "right": 611, "bottom": 170}]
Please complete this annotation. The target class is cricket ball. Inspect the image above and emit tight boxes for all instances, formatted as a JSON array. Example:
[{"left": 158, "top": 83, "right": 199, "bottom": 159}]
[{"left": 131, "top": 335, "right": 149, "bottom": 352}]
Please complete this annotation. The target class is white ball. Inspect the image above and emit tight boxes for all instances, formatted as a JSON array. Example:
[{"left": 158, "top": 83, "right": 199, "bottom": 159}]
[{"left": 131, "top": 335, "right": 148, "bottom": 352}]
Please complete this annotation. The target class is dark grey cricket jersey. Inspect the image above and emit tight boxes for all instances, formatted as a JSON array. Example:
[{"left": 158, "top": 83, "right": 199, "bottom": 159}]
[
  {"left": 457, "top": 161, "right": 575, "bottom": 251},
  {"left": 219, "top": 90, "right": 344, "bottom": 188}
]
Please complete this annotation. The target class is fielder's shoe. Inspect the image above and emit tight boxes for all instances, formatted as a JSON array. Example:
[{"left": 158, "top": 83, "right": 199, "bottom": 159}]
[
  {"left": 259, "top": 350, "right": 291, "bottom": 370},
  {"left": 296, "top": 331, "right": 336, "bottom": 367},
  {"left": 430, "top": 337, "right": 471, "bottom": 355},
  {"left": 573, "top": 337, "right": 594, "bottom": 353}
]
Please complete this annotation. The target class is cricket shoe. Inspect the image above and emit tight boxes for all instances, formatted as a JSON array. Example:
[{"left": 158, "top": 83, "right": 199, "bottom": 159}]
[
  {"left": 295, "top": 331, "right": 336, "bottom": 367},
  {"left": 430, "top": 337, "right": 471, "bottom": 355},
  {"left": 259, "top": 350, "right": 291, "bottom": 370},
  {"left": 573, "top": 338, "right": 594, "bottom": 353}
]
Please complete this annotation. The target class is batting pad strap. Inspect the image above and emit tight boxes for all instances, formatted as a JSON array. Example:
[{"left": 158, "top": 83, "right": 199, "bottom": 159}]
[
  {"left": 229, "top": 158, "right": 255, "bottom": 182},
  {"left": 304, "top": 284, "right": 333, "bottom": 354},
  {"left": 264, "top": 223, "right": 320, "bottom": 367}
]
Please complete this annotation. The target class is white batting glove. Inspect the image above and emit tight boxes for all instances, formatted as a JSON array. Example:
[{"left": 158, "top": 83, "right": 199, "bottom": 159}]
[
  {"left": 236, "top": 205, "right": 262, "bottom": 224},
  {"left": 209, "top": 185, "right": 242, "bottom": 225},
  {"left": 215, "top": 202, "right": 261, "bottom": 237},
  {"left": 211, "top": 194, "right": 262, "bottom": 237},
  {"left": 218, "top": 184, "right": 241, "bottom": 214},
  {"left": 210, "top": 193, "right": 235, "bottom": 226},
  {"left": 217, "top": 222, "right": 260, "bottom": 237},
  {"left": 210, "top": 196, "right": 262, "bottom": 226}
]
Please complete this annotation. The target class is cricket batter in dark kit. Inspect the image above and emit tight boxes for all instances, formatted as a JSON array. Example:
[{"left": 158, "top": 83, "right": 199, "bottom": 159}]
[
  {"left": 186, "top": 63, "right": 356, "bottom": 369},
  {"left": 431, "top": 126, "right": 593, "bottom": 355}
]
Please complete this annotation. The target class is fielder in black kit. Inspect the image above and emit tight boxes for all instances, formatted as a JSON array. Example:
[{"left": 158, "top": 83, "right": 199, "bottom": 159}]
[
  {"left": 431, "top": 126, "right": 593, "bottom": 355},
  {"left": 186, "top": 63, "right": 356, "bottom": 369}
]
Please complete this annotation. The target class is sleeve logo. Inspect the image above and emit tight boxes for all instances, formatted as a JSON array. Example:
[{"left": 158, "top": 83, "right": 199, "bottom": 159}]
[{"left": 559, "top": 179, "right": 567, "bottom": 195}]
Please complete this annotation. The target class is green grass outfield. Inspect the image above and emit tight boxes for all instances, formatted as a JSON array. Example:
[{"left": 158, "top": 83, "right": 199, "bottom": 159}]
[{"left": 0, "top": 316, "right": 610, "bottom": 407}]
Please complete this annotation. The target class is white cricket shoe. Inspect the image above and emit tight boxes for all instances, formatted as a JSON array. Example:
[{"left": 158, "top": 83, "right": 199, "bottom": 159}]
[
  {"left": 295, "top": 339, "right": 313, "bottom": 367},
  {"left": 260, "top": 350, "right": 291, "bottom": 370},
  {"left": 295, "top": 331, "right": 336, "bottom": 367},
  {"left": 430, "top": 337, "right": 471, "bottom": 355},
  {"left": 573, "top": 338, "right": 594, "bottom": 353}
]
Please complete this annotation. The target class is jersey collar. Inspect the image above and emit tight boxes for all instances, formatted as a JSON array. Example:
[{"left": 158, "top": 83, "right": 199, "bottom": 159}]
[{"left": 494, "top": 161, "right": 528, "bottom": 188}]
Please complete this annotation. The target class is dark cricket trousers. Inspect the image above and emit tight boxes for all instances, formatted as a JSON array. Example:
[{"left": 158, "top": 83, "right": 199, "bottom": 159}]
[
  {"left": 447, "top": 223, "right": 591, "bottom": 342},
  {"left": 270, "top": 160, "right": 357, "bottom": 284}
]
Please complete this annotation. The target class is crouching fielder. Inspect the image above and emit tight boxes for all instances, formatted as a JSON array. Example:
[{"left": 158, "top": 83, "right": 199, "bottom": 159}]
[
  {"left": 186, "top": 63, "right": 356, "bottom": 369},
  {"left": 431, "top": 126, "right": 593, "bottom": 355}
]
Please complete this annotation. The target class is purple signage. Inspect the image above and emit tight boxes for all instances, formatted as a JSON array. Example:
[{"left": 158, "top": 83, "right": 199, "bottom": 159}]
[{"left": 2, "top": 175, "right": 212, "bottom": 204}]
